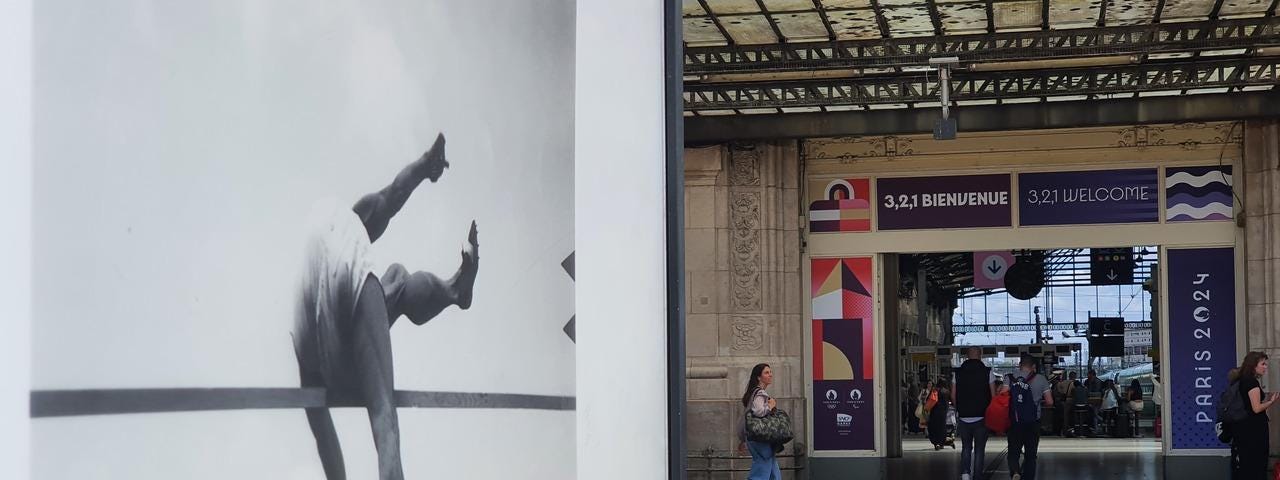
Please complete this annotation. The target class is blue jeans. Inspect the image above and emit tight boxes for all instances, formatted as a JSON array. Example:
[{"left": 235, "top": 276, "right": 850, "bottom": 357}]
[
  {"left": 958, "top": 420, "right": 989, "bottom": 479},
  {"left": 747, "top": 441, "right": 781, "bottom": 480}
]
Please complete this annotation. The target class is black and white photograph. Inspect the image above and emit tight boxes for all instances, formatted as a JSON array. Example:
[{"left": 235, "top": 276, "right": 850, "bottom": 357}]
[{"left": 29, "top": 1, "right": 576, "bottom": 478}]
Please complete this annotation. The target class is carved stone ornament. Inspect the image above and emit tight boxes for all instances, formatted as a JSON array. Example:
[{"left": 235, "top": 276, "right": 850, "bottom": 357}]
[
  {"left": 729, "top": 145, "right": 761, "bottom": 186},
  {"left": 730, "top": 192, "right": 762, "bottom": 312},
  {"left": 731, "top": 316, "right": 764, "bottom": 351}
]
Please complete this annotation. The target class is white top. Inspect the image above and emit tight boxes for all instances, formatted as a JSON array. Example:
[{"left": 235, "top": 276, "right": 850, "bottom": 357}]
[
  {"left": 748, "top": 388, "right": 772, "bottom": 417},
  {"left": 1101, "top": 388, "right": 1120, "bottom": 410}
]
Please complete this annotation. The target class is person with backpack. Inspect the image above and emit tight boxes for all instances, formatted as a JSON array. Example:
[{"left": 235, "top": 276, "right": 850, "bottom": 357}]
[
  {"left": 1007, "top": 355, "right": 1053, "bottom": 480},
  {"left": 954, "top": 346, "right": 995, "bottom": 480},
  {"left": 927, "top": 379, "right": 954, "bottom": 450},
  {"left": 1220, "top": 368, "right": 1242, "bottom": 476},
  {"left": 1230, "top": 352, "right": 1279, "bottom": 479}
]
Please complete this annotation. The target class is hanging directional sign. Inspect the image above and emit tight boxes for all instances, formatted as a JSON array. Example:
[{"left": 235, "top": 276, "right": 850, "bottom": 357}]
[
  {"left": 1090, "top": 247, "right": 1135, "bottom": 285},
  {"left": 973, "top": 251, "right": 1015, "bottom": 289}
]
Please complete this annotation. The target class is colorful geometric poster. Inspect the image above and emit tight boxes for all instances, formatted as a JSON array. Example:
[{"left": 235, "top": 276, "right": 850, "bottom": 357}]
[
  {"left": 1167, "top": 247, "right": 1236, "bottom": 451},
  {"left": 809, "top": 178, "right": 872, "bottom": 233},
  {"left": 811, "top": 257, "right": 875, "bottom": 451},
  {"left": 811, "top": 257, "right": 874, "bottom": 322},
  {"left": 1166, "top": 166, "right": 1234, "bottom": 222}
]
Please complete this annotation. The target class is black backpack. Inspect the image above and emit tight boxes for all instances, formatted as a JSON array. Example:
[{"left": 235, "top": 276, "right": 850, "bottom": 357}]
[{"left": 1217, "top": 381, "right": 1249, "bottom": 426}]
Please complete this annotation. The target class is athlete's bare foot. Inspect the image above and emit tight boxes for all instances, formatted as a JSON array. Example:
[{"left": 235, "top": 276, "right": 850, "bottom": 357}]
[
  {"left": 453, "top": 221, "right": 479, "bottom": 309},
  {"left": 422, "top": 133, "right": 449, "bottom": 183}
]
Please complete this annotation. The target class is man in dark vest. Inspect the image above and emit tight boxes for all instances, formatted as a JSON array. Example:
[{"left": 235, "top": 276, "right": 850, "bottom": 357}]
[{"left": 953, "top": 346, "right": 995, "bottom": 480}]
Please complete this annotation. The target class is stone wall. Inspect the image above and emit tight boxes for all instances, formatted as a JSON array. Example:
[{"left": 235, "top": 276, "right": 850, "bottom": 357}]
[
  {"left": 684, "top": 142, "right": 805, "bottom": 479},
  {"left": 1243, "top": 120, "right": 1280, "bottom": 455}
]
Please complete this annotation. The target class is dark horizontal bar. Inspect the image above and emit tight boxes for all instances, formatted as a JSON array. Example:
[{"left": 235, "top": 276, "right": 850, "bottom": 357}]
[
  {"left": 685, "top": 91, "right": 1279, "bottom": 143},
  {"left": 686, "top": 17, "right": 1280, "bottom": 73},
  {"left": 30, "top": 388, "right": 575, "bottom": 418}
]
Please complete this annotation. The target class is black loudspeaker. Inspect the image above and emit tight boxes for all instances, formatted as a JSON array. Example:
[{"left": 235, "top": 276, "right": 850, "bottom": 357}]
[{"left": 1004, "top": 254, "right": 1045, "bottom": 300}]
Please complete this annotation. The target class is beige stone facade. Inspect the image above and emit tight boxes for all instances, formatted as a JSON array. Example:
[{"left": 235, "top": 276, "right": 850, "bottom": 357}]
[
  {"left": 1242, "top": 120, "right": 1280, "bottom": 453},
  {"left": 684, "top": 142, "right": 806, "bottom": 478}
]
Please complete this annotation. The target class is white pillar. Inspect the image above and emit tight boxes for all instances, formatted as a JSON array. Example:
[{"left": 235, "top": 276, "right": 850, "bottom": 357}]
[
  {"left": 575, "top": 1, "right": 670, "bottom": 479},
  {"left": 0, "top": 0, "right": 33, "bottom": 477}
]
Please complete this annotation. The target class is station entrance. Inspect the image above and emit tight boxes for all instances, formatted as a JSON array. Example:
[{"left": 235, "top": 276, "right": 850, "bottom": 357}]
[
  {"left": 888, "top": 247, "right": 1163, "bottom": 478},
  {"left": 801, "top": 124, "right": 1242, "bottom": 479}
]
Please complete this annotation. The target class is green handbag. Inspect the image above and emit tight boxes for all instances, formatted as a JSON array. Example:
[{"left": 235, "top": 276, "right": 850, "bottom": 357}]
[{"left": 745, "top": 408, "right": 795, "bottom": 445}]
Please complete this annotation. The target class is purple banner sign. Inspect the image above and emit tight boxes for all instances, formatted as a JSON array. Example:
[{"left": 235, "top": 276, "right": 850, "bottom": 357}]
[
  {"left": 876, "top": 174, "right": 1012, "bottom": 230},
  {"left": 1167, "top": 247, "right": 1236, "bottom": 451},
  {"left": 813, "top": 380, "right": 874, "bottom": 451},
  {"left": 1018, "top": 169, "right": 1158, "bottom": 226}
]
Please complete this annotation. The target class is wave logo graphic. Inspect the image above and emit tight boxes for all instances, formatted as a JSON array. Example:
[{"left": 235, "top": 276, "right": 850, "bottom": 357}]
[
  {"left": 836, "top": 413, "right": 852, "bottom": 427},
  {"left": 1166, "top": 166, "right": 1233, "bottom": 222}
]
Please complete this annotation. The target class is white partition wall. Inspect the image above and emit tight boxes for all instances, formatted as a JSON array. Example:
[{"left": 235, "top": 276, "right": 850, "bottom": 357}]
[
  {"left": 575, "top": 0, "right": 673, "bottom": 479},
  {"left": 1, "top": 0, "right": 33, "bottom": 478}
]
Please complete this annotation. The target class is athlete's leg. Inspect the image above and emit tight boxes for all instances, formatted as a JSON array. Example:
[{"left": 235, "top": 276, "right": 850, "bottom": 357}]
[
  {"left": 295, "top": 344, "right": 347, "bottom": 479},
  {"left": 351, "top": 274, "right": 405, "bottom": 480},
  {"left": 352, "top": 133, "right": 448, "bottom": 243},
  {"left": 382, "top": 222, "right": 479, "bottom": 326}
]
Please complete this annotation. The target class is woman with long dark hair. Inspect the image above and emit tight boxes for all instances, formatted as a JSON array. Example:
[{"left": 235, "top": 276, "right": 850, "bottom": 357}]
[
  {"left": 1233, "top": 352, "right": 1279, "bottom": 479},
  {"left": 738, "top": 363, "right": 780, "bottom": 480},
  {"left": 927, "top": 379, "right": 954, "bottom": 450},
  {"left": 1125, "top": 379, "right": 1144, "bottom": 437},
  {"left": 1100, "top": 380, "right": 1121, "bottom": 435}
]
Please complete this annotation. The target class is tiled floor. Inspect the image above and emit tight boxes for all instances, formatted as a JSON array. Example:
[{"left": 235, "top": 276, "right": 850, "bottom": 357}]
[{"left": 886, "top": 436, "right": 1164, "bottom": 479}]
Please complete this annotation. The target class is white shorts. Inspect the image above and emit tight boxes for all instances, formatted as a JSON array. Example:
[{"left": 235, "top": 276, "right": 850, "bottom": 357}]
[{"left": 293, "top": 199, "right": 378, "bottom": 379}]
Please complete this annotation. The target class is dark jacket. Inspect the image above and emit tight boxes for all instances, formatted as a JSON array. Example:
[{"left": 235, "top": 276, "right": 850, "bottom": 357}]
[{"left": 954, "top": 359, "right": 993, "bottom": 418}]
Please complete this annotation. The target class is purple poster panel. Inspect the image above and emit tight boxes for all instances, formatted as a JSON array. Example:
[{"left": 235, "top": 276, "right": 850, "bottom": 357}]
[
  {"left": 812, "top": 319, "right": 873, "bottom": 451},
  {"left": 876, "top": 174, "right": 1012, "bottom": 230},
  {"left": 1019, "top": 169, "right": 1158, "bottom": 226},
  {"left": 813, "top": 378, "right": 874, "bottom": 451},
  {"left": 1167, "top": 247, "right": 1236, "bottom": 451}
]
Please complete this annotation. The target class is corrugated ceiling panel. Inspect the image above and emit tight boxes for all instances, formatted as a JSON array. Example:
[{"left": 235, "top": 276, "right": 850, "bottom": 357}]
[
  {"left": 994, "top": 1, "right": 1043, "bottom": 29},
  {"left": 704, "top": 0, "right": 763, "bottom": 14},
  {"left": 684, "top": 0, "right": 708, "bottom": 16},
  {"left": 774, "top": 11, "right": 833, "bottom": 40},
  {"left": 827, "top": 8, "right": 884, "bottom": 39},
  {"left": 1108, "top": 0, "right": 1159, "bottom": 26},
  {"left": 764, "top": 0, "right": 821, "bottom": 11},
  {"left": 886, "top": 5, "right": 938, "bottom": 36},
  {"left": 821, "top": 0, "right": 873, "bottom": 8},
  {"left": 1160, "top": 0, "right": 1215, "bottom": 20},
  {"left": 684, "top": 17, "right": 730, "bottom": 45},
  {"left": 721, "top": 14, "right": 782, "bottom": 44},
  {"left": 1219, "top": 0, "right": 1273, "bottom": 16},
  {"left": 938, "top": 2, "right": 990, "bottom": 33},
  {"left": 1049, "top": 0, "right": 1103, "bottom": 29}
]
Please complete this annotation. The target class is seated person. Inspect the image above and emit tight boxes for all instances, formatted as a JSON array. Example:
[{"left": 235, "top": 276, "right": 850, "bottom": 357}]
[{"left": 1070, "top": 379, "right": 1097, "bottom": 432}]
